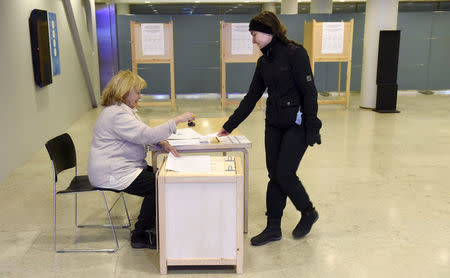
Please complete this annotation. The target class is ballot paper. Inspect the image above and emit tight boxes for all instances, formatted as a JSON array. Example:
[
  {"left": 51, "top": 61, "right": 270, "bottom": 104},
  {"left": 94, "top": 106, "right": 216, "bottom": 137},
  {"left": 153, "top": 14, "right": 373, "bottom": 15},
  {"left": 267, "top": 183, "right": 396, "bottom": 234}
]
[
  {"left": 167, "top": 139, "right": 201, "bottom": 146},
  {"left": 165, "top": 153, "right": 211, "bottom": 173},
  {"left": 217, "top": 135, "right": 251, "bottom": 144},
  {"left": 168, "top": 128, "right": 203, "bottom": 140},
  {"left": 199, "top": 132, "right": 219, "bottom": 143}
]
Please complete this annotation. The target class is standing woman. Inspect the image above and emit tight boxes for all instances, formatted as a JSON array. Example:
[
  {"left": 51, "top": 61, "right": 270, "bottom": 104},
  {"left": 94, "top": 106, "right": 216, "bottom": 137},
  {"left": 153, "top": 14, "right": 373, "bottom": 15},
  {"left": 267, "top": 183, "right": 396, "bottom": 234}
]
[
  {"left": 218, "top": 12, "right": 322, "bottom": 246},
  {"left": 88, "top": 70, "right": 195, "bottom": 249}
]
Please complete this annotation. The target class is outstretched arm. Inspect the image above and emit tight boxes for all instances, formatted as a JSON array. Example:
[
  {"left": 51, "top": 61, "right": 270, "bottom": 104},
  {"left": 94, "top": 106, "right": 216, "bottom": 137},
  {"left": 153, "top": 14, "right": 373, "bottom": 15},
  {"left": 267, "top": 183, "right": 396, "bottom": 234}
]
[{"left": 222, "top": 59, "right": 266, "bottom": 133}]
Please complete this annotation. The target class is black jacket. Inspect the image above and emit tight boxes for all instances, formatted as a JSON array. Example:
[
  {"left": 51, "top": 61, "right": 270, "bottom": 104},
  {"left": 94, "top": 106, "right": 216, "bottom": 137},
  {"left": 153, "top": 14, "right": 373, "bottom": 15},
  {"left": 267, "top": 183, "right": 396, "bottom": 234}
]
[{"left": 223, "top": 38, "right": 322, "bottom": 135}]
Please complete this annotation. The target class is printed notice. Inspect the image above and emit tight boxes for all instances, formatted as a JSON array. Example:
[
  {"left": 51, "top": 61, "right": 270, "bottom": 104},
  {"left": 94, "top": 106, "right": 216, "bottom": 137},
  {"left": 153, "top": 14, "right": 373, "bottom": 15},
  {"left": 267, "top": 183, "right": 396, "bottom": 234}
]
[
  {"left": 141, "top": 23, "right": 164, "bottom": 56},
  {"left": 321, "top": 22, "right": 344, "bottom": 54},
  {"left": 231, "top": 23, "right": 253, "bottom": 55}
]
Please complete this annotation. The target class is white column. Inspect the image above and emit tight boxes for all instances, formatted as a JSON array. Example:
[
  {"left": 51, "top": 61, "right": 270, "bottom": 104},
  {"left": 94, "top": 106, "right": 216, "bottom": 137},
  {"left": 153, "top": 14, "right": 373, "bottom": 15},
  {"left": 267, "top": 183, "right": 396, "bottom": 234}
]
[
  {"left": 310, "top": 0, "right": 333, "bottom": 14},
  {"left": 281, "top": 0, "right": 298, "bottom": 15},
  {"left": 360, "top": 0, "right": 399, "bottom": 108},
  {"left": 262, "top": 2, "right": 277, "bottom": 13},
  {"left": 116, "top": 3, "right": 130, "bottom": 15}
]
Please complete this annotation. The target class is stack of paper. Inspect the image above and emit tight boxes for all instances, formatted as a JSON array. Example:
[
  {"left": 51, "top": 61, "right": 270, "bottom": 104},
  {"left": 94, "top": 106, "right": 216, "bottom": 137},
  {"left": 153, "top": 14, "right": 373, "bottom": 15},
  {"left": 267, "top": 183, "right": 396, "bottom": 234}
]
[
  {"left": 217, "top": 135, "right": 250, "bottom": 144},
  {"left": 168, "top": 128, "right": 203, "bottom": 140},
  {"left": 167, "top": 129, "right": 220, "bottom": 146}
]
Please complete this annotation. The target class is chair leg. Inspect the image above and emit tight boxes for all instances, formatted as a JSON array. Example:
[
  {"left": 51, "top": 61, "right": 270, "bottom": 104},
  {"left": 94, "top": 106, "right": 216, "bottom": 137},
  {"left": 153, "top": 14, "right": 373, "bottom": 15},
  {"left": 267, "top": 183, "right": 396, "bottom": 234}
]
[
  {"left": 121, "top": 192, "right": 131, "bottom": 228},
  {"left": 54, "top": 191, "right": 57, "bottom": 252},
  {"left": 75, "top": 193, "right": 78, "bottom": 227},
  {"left": 55, "top": 192, "right": 118, "bottom": 253},
  {"left": 100, "top": 191, "right": 119, "bottom": 252},
  {"left": 76, "top": 191, "right": 130, "bottom": 229}
]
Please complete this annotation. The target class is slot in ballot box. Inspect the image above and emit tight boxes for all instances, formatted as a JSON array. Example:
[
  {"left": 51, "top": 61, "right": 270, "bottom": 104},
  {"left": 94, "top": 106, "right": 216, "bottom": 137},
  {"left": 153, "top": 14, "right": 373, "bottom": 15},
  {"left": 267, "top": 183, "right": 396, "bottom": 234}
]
[{"left": 157, "top": 156, "right": 244, "bottom": 274}]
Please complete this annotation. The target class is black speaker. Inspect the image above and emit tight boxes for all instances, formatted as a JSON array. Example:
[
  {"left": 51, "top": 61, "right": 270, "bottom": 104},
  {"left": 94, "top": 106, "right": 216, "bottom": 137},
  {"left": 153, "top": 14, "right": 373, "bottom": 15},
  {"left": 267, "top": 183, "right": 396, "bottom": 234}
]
[
  {"left": 376, "top": 30, "right": 401, "bottom": 84},
  {"left": 375, "top": 30, "right": 401, "bottom": 113},
  {"left": 375, "top": 83, "right": 399, "bottom": 113},
  {"left": 29, "top": 9, "right": 52, "bottom": 87}
]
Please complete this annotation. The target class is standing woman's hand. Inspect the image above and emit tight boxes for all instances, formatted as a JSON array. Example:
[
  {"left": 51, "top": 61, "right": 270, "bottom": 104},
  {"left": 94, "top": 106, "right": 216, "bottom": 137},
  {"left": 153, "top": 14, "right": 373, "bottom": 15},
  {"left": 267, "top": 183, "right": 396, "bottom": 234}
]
[
  {"left": 158, "top": 140, "right": 180, "bottom": 156},
  {"left": 173, "top": 112, "right": 195, "bottom": 124},
  {"left": 217, "top": 128, "right": 230, "bottom": 137},
  {"left": 306, "top": 130, "right": 321, "bottom": 146}
]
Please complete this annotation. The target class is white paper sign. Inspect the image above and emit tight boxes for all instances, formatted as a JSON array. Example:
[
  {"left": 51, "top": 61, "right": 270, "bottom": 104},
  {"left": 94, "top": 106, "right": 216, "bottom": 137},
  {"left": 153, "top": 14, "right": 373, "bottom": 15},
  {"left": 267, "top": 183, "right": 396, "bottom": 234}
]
[
  {"left": 231, "top": 23, "right": 253, "bottom": 55},
  {"left": 321, "top": 22, "right": 344, "bottom": 54},
  {"left": 141, "top": 23, "right": 164, "bottom": 56}
]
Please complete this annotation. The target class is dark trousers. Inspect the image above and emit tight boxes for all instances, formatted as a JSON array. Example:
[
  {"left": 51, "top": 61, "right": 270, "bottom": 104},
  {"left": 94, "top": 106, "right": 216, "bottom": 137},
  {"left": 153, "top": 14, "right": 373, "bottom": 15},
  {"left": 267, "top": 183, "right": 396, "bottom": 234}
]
[
  {"left": 265, "top": 123, "right": 311, "bottom": 220},
  {"left": 123, "top": 165, "right": 156, "bottom": 231}
]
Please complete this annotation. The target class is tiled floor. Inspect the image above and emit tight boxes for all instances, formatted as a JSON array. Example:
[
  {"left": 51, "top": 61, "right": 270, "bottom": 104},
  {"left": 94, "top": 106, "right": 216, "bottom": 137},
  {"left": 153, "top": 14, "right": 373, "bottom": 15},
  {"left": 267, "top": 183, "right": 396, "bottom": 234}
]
[{"left": 1, "top": 93, "right": 449, "bottom": 277}]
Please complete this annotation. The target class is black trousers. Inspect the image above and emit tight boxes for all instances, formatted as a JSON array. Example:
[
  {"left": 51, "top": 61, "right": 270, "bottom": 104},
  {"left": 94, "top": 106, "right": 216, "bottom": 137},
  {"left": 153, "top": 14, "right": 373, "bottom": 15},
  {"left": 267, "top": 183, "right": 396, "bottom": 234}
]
[
  {"left": 265, "top": 122, "right": 312, "bottom": 220},
  {"left": 123, "top": 165, "right": 156, "bottom": 231}
]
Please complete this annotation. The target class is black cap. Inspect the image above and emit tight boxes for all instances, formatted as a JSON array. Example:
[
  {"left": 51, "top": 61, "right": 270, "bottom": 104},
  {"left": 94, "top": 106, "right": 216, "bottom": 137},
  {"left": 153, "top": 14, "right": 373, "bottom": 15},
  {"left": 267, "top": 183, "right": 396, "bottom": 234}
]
[{"left": 249, "top": 19, "right": 272, "bottom": 35}]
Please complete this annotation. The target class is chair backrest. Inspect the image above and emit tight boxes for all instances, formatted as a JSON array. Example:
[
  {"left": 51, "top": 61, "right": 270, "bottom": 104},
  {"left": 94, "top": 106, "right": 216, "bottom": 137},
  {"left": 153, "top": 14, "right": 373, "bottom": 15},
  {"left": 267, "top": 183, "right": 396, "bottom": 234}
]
[{"left": 45, "top": 133, "right": 77, "bottom": 181}]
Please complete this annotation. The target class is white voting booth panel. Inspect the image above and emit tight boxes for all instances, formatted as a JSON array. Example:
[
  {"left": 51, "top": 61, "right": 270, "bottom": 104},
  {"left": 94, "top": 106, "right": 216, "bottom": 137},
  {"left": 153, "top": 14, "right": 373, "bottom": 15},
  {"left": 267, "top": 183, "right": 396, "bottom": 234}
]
[{"left": 157, "top": 156, "right": 244, "bottom": 274}]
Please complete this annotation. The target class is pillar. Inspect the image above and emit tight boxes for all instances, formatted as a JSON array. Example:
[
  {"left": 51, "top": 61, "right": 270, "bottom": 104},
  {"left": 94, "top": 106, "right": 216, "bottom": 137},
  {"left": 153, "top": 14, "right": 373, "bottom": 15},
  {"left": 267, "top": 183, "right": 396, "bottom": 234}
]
[
  {"left": 360, "top": 0, "right": 399, "bottom": 108},
  {"left": 262, "top": 2, "right": 277, "bottom": 14},
  {"left": 310, "top": 0, "right": 333, "bottom": 14},
  {"left": 281, "top": 0, "right": 298, "bottom": 15}
]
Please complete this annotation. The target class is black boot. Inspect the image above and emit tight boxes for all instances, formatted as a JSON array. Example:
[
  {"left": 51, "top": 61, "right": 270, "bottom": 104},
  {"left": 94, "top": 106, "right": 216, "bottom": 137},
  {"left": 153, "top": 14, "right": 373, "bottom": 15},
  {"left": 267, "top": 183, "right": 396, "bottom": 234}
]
[
  {"left": 131, "top": 230, "right": 156, "bottom": 249},
  {"left": 250, "top": 219, "right": 282, "bottom": 246},
  {"left": 292, "top": 206, "right": 318, "bottom": 239}
]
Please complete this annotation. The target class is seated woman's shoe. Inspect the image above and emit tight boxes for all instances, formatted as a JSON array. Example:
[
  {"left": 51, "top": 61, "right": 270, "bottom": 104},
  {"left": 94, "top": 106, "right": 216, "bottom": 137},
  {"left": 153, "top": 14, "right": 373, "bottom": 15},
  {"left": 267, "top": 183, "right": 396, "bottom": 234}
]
[
  {"left": 131, "top": 230, "right": 156, "bottom": 249},
  {"left": 292, "top": 206, "right": 318, "bottom": 239}
]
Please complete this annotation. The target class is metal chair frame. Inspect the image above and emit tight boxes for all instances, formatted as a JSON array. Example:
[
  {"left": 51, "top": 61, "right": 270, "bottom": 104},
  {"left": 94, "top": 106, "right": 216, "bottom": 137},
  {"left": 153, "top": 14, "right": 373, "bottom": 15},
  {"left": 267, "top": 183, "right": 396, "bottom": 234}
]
[{"left": 47, "top": 133, "right": 131, "bottom": 253}]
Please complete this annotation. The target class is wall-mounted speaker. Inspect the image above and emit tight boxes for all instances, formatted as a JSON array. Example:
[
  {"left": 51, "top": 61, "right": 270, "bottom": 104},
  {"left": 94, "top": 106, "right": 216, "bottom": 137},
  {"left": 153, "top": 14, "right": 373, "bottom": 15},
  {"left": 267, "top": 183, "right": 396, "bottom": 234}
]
[
  {"left": 375, "top": 30, "right": 401, "bottom": 113},
  {"left": 29, "top": 9, "right": 52, "bottom": 87}
]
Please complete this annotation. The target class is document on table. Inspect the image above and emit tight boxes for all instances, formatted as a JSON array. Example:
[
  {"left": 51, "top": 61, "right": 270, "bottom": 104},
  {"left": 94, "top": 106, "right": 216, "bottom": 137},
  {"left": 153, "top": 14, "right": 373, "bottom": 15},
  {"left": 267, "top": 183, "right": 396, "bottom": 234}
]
[
  {"left": 199, "top": 132, "right": 219, "bottom": 143},
  {"left": 167, "top": 139, "right": 201, "bottom": 146},
  {"left": 217, "top": 135, "right": 251, "bottom": 144},
  {"left": 168, "top": 128, "right": 203, "bottom": 140},
  {"left": 166, "top": 153, "right": 211, "bottom": 173},
  {"left": 167, "top": 132, "right": 218, "bottom": 146}
]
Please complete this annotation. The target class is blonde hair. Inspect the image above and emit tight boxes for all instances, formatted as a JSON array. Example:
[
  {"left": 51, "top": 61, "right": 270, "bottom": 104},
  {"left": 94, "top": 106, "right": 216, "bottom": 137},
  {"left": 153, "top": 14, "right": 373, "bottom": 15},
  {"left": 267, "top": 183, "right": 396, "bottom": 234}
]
[{"left": 101, "top": 70, "right": 147, "bottom": 107}]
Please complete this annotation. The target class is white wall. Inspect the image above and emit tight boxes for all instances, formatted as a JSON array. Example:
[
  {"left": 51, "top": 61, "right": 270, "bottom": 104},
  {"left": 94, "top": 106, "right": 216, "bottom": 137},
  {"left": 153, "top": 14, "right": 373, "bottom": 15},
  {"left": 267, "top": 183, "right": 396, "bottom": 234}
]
[{"left": 0, "top": 0, "right": 100, "bottom": 182}]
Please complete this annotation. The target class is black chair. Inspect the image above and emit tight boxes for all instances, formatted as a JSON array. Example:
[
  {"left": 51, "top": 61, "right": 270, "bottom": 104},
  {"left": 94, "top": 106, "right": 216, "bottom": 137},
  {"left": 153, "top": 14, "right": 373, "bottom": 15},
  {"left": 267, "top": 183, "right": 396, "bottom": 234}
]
[{"left": 45, "top": 133, "right": 131, "bottom": 253}]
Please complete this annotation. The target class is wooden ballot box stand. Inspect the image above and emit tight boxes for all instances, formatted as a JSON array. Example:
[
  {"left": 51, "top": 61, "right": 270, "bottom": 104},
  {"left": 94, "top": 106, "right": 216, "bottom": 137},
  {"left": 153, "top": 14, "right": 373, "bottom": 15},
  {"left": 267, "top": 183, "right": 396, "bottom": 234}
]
[{"left": 157, "top": 156, "right": 244, "bottom": 274}]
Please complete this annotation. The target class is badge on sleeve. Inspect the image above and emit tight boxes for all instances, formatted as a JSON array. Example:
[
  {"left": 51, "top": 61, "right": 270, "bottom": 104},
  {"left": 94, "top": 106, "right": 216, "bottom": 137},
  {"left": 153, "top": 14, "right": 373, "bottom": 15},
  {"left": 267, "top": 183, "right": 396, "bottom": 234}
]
[{"left": 306, "top": 75, "right": 312, "bottom": 82}]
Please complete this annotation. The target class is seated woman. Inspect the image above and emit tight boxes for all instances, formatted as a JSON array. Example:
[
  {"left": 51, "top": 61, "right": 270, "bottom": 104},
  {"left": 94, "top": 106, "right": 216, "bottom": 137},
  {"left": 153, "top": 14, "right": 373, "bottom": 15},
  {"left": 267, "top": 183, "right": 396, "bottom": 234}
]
[{"left": 88, "top": 70, "right": 195, "bottom": 249}]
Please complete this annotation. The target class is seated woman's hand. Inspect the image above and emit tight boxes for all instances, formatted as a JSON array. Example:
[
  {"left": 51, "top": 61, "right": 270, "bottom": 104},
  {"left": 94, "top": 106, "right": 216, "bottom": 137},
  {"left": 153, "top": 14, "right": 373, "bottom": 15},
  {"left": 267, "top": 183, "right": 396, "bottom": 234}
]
[
  {"left": 174, "top": 112, "right": 195, "bottom": 124},
  {"left": 158, "top": 140, "right": 180, "bottom": 157}
]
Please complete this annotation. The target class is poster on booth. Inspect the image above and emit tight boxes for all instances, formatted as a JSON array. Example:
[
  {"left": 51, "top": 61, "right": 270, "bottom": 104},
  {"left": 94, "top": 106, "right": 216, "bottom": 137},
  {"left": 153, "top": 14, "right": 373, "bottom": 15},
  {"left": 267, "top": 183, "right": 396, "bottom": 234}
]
[
  {"left": 231, "top": 23, "right": 253, "bottom": 55},
  {"left": 141, "top": 23, "right": 165, "bottom": 56},
  {"left": 321, "top": 22, "right": 344, "bottom": 54}
]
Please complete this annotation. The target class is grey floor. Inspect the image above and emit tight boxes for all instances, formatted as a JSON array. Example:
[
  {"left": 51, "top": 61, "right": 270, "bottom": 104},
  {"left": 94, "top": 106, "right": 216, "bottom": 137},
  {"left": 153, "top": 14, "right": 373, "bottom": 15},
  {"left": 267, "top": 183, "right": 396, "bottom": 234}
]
[{"left": 1, "top": 93, "right": 449, "bottom": 277}]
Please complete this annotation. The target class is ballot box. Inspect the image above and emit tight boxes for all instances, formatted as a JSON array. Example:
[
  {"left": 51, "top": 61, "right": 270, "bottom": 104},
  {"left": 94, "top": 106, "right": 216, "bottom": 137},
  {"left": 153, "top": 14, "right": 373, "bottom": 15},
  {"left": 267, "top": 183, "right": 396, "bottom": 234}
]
[{"left": 157, "top": 156, "right": 244, "bottom": 274}]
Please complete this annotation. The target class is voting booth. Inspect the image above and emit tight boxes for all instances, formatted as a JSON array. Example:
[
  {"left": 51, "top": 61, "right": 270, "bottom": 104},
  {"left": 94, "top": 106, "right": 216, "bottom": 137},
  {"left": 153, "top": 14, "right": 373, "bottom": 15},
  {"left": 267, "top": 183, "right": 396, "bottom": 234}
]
[
  {"left": 157, "top": 156, "right": 244, "bottom": 274},
  {"left": 220, "top": 21, "right": 262, "bottom": 109},
  {"left": 304, "top": 19, "right": 354, "bottom": 108},
  {"left": 130, "top": 20, "right": 176, "bottom": 110}
]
